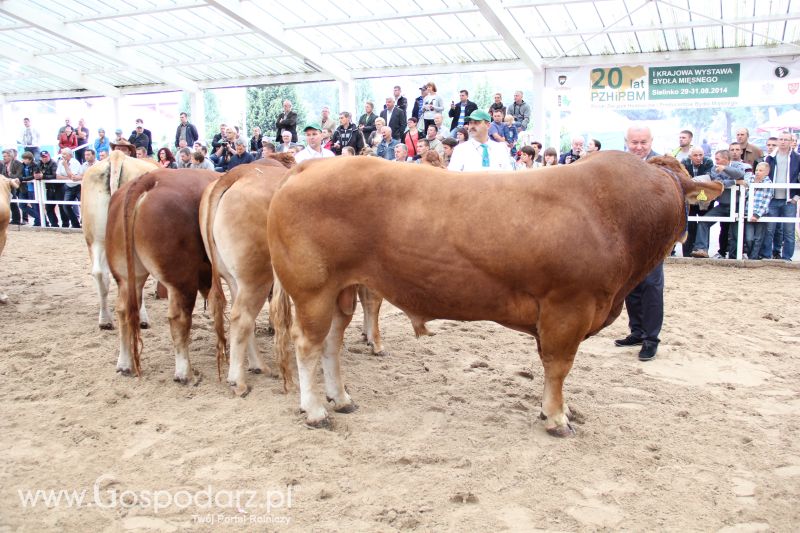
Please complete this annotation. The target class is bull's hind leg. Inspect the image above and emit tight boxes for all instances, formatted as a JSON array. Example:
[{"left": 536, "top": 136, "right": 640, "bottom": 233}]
[
  {"left": 92, "top": 246, "right": 114, "bottom": 329},
  {"left": 166, "top": 287, "right": 196, "bottom": 384},
  {"left": 115, "top": 274, "right": 147, "bottom": 375},
  {"left": 358, "top": 286, "right": 386, "bottom": 356},
  {"left": 535, "top": 299, "right": 594, "bottom": 437},
  {"left": 227, "top": 283, "right": 270, "bottom": 396},
  {"left": 139, "top": 299, "right": 150, "bottom": 329},
  {"left": 322, "top": 288, "right": 357, "bottom": 412}
]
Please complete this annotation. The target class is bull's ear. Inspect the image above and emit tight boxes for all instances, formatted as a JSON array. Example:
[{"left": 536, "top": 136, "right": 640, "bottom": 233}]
[{"left": 683, "top": 177, "right": 724, "bottom": 205}]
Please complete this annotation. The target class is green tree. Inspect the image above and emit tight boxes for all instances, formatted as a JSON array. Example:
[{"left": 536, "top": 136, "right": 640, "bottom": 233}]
[
  {"left": 672, "top": 107, "right": 717, "bottom": 142},
  {"left": 355, "top": 79, "right": 373, "bottom": 112},
  {"left": 204, "top": 90, "right": 222, "bottom": 144},
  {"left": 246, "top": 85, "right": 306, "bottom": 140},
  {"left": 472, "top": 79, "right": 492, "bottom": 111}
]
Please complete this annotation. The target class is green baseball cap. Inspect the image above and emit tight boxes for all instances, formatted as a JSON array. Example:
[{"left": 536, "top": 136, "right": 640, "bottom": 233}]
[
  {"left": 466, "top": 110, "right": 492, "bottom": 122},
  {"left": 303, "top": 123, "right": 322, "bottom": 132}
]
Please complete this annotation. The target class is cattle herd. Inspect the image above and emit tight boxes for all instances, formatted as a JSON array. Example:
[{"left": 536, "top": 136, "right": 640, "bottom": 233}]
[{"left": 0, "top": 151, "right": 722, "bottom": 437}]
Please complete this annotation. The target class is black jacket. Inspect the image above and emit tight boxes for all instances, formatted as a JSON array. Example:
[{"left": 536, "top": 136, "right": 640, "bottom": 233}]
[
  {"left": 130, "top": 128, "right": 154, "bottom": 155},
  {"left": 331, "top": 123, "right": 365, "bottom": 155},
  {"left": 128, "top": 132, "right": 151, "bottom": 151},
  {"left": 411, "top": 95, "right": 425, "bottom": 121},
  {"left": 358, "top": 112, "right": 378, "bottom": 140},
  {"left": 448, "top": 100, "right": 478, "bottom": 132},
  {"left": 174, "top": 122, "right": 199, "bottom": 148},
  {"left": 275, "top": 111, "right": 298, "bottom": 143},
  {"left": 682, "top": 157, "right": 714, "bottom": 178},
  {"left": 380, "top": 107, "right": 407, "bottom": 141},
  {"left": 249, "top": 134, "right": 263, "bottom": 153}
]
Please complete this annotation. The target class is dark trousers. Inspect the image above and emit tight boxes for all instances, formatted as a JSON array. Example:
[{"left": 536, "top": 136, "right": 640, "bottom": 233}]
[
  {"left": 718, "top": 222, "right": 730, "bottom": 256},
  {"left": 45, "top": 184, "right": 69, "bottom": 228},
  {"left": 10, "top": 188, "right": 39, "bottom": 225},
  {"left": 624, "top": 262, "right": 664, "bottom": 343},
  {"left": 745, "top": 221, "right": 768, "bottom": 259},
  {"left": 683, "top": 204, "right": 707, "bottom": 256},
  {"left": 63, "top": 185, "right": 81, "bottom": 228}
]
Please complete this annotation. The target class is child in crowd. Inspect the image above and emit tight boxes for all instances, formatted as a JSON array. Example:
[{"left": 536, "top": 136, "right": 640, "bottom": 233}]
[
  {"left": 503, "top": 114, "right": 518, "bottom": 157},
  {"left": 745, "top": 161, "right": 773, "bottom": 259}
]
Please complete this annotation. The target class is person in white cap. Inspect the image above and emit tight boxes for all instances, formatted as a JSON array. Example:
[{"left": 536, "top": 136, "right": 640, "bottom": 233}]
[{"left": 447, "top": 110, "right": 512, "bottom": 172}]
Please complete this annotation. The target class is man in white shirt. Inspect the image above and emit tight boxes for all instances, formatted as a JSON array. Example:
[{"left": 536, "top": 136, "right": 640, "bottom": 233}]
[
  {"left": 19, "top": 117, "right": 41, "bottom": 161},
  {"left": 57, "top": 147, "right": 83, "bottom": 228},
  {"left": 294, "top": 124, "right": 335, "bottom": 164},
  {"left": 447, "top": 110, "right": 512, "bottom": 172}
]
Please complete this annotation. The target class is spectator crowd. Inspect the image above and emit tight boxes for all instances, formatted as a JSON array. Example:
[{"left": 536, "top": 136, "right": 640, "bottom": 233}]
[{"left": 4, "top": 81, "right": 800, "bottom": 259}]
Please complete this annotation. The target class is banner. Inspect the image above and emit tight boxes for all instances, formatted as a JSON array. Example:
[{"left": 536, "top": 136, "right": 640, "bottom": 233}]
[{"left": 550, "top": 58, "right": 799, "bottom": 110}]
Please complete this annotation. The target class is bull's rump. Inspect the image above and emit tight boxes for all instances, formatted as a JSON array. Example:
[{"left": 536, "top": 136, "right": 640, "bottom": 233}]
[
  {"left": 107, "top": 170, "right": 218, "bottom": 282},
  {"left": 270, "top": 153, "right": 678, "bottom": 325}
]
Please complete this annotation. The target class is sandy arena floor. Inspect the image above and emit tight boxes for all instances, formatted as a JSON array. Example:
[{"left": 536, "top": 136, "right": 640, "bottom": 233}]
[{"left": 0, "top": 229, "right": 798, "bottom": 532}]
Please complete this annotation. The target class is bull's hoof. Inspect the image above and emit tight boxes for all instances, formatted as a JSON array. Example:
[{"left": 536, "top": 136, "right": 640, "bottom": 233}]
[
  {"left": 116, "top": 367, "right": 133, "bottom": 376},
  {"left": 248, "top": 367, "right": 262, "bottom": 375},
  {"left": 0, "top": 294, "right": 8, "bottom": 305},
  {"left": 546, "top": 423, "right": 576, "bottom": 438},
  {"left": 229, "top": 382, "right": 251, "bottom": 397},
  {"left": 173, "top": 375, "right": 190, "bottom": 385},
  {"left": 100, "top": 323, "right": 114, "bottom": 330},
  {"left": 361, "top": 333, "right": 368, "bottom": 342},
  {"left": 266, "top": 326, "right": 275, "bottom": 336},
  {"left": 334, "top": 402, "right": 359, "bottom": 414},
  {"left": 304, "top": 416, "right": 332, "bottom": 430},
  {"left": 371, "top": 349, "right": 389, "bottom": 357},
  {"left": 140, "top": 322, "right": 150, "bottom": 330}
]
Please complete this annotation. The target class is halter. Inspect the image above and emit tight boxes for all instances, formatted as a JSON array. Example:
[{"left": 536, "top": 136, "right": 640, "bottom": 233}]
[{"left": 661, "top": 167, "right": 689, "bottom": 241}]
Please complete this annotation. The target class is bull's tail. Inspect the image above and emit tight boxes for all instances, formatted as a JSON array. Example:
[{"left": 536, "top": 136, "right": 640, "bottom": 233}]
[
  {"left": 202, "top": 172, "right": 248, "bottom": 380},
  {"left": 270, "top": 270, "right": 294, "bottom": 391},
  {"left": 121, "top": 175, "right": 157, "bottom": 377}
]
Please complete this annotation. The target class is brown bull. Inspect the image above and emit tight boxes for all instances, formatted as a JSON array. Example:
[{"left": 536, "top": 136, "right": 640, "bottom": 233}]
[
  {"left": 268, "top": 152, "right": 723, "bottom": 435},
  {"left": 200, "top": 154, "right": 294, "bottom": 396},
  {"left": 0, "top": 177, "right": 19, "bottom": 304},
  {"left": 106, "top": 168, "right": 219, "bottom": 382}
]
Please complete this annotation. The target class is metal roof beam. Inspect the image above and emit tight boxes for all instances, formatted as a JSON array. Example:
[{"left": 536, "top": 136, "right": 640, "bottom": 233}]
[
  {"left": 0, "top": 49, "right": 120, "bottom": 97},
  {"left": 284, "top": 7, "right": 480, "bottom": 30},
  {"left": 62, "top": 1, "right": 207, "bottom": 24},
  {"left": 205, "top": 0, "right": 352, "bottom": 83},
  {"left": 525, "top": 12, "right": 800, "bottom": 39},
  {"left": 324, "top": 36, "right": 504, "bottom": 54},
  {"left": 472, "top": 0, "right": 542, "bottom": 73},
  {"left": 117, "top": 29, "right": 254, "bottom": 48},
  {"left": 0, "top": 0, "right": 200, "bottom": 92}
]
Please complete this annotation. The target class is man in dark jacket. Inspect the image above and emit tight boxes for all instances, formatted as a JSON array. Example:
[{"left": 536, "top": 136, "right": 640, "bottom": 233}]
[
  {"left": 411, "top": 86, "right": 426, "bottom": 125},
  {"left": 1, "top": 149, "right": 23, "bottom": 224},
  {"left": 275, "top": 100, "right": 298, "bottom": 142},
  {"left": 448, "top": 89, "right": 478, "bottom": 136},
  {"left": 33, "top": 150, "right": 63, "bottom": 228},
  {"left": 681, "top": 147, "right": 715, "bottom": 257},
  {"left": 130, "top": 119, "right": 153, "bottom": 155},
  {"left": 129, "top": 122, "right": 152, "bottom": 155},
  {"left": 380, "top": 97, "right": 407, "bottom": 141},
  {"left": 330, "top": 111, "right": 364, "bottom": 155},
  {"left": 393, "top": 86, "right": 407, "bottom": 113},
  {"left": 174, "top": 112, "right": 199, "bottom": 149}
]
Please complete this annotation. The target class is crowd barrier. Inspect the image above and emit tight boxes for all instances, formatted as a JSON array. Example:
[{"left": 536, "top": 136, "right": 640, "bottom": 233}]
[{"left": 7, "top": 178, "right": 800, "bottom": 260}]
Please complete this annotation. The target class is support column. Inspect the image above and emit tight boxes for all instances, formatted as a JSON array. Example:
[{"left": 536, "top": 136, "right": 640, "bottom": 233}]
[
  {"left": 112, "top": 96, "right": 122, "bottom": 135},
  {"left": 338, "top": 80, "right": 353, "bottom": 115},
  {"left": 189, "top": 90, "right": 206, "bottom": 142},
  {"left": 530, "top": 70, "right": 546, "bottom": 144},
  {"left": 0, "top": 96, "right": 8, "bottom": 148}
]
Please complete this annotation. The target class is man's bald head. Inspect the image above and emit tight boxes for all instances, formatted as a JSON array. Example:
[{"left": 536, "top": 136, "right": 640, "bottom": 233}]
[{"left": 625, "top": 126, "right": 653, "bottom": 159}]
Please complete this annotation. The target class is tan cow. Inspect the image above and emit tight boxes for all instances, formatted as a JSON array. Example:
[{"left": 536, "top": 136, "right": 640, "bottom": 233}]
[
  {"left": 268, "top": 153, "right": 723, "bottom": 435},
  {"left": 0, "top": 177, "right": 20, "bottom": 304},
  {"left": 200, "top": 155, "right": 294, "bottom": 396},
  {"left": 107, "top": 169, "right": 218, "bottom": 382},
  {"left": 82, "top": 150, "right": 158, "bottom": 329}
]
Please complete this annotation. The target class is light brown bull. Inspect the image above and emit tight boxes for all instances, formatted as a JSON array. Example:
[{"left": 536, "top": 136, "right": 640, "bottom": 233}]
[
  {"left": 82, "top": 151, "right": 158, "bottom": 329},
  {"left": 268, "top": 153, "right": 723, "bottom": 435},
  {"left": 0, "top": 177, "right": 19, "bottom": 304}
]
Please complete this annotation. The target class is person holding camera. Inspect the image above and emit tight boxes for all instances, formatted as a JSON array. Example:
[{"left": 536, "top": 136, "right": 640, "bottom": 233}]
[
  {"left": 558, "top": 136, "right": 585, "bottom": 165},
  {"left": 211, "top": 126, "right": 238, "bottom": 172}
]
